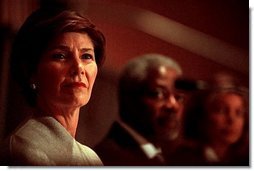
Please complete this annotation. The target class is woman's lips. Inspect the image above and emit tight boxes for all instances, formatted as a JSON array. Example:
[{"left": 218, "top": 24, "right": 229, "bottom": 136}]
[{"left": 64, "top": 82, "right": 87, "bottom": 88}]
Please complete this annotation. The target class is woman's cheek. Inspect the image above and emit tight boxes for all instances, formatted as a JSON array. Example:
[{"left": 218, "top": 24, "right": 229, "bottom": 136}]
[
  {"left": 207, "top": 114, "right": 224, "bottom": 133},
  {"left": 37, "top": 63, "right": 64, "bottom": 95},
  {"left": 87, "top": 63, "right": 98, "bottom": 88}
]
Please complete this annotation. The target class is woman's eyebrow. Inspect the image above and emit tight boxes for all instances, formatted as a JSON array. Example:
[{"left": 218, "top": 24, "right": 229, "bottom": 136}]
[
  {"left": 48, "top": 45, "right": 94, "bottom": 52},
  {"left": 80, "top": 48, "right": 94, "bottom": 52},
  {"left": 48, "top": 45, "right": 69, "bottom": 51}
]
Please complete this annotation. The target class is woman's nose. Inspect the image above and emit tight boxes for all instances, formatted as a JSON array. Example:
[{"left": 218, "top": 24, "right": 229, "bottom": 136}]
[
  {"left": 226, "top": 110, "right": 236, "bottom": 124},
  {"left": 71, "top": 56, "right": 84, "bottom": 76}
]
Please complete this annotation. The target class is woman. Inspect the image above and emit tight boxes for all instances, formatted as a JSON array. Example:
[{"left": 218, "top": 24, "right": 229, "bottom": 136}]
[
  {"left": 0, "top": 8, "right": 105, "bottom": 166},
  {"left": 181, "top": 74, "right": 249, "bottom": 166}
]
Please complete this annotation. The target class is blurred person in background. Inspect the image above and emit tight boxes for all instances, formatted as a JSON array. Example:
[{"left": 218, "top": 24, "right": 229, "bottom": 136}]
[
  {"left": 95, "top": 53, "right": 188, "bottom": 165},
  {"left": 172, "top": 73, "right": 249, "bottom": 166},
  {"left": 0, "top": 7, "right": 105, "bottom": 166}
]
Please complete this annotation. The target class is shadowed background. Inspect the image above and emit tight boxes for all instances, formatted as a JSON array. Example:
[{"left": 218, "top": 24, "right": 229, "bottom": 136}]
[{"left": 0, "top": 0, "right": 249, "bottom": 147}]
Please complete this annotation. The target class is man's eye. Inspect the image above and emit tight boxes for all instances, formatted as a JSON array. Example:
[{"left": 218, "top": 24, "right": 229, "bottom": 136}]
[
  {"left": 146, "top": 89, "right": 165, "bottom": 99},
  {"left": 174, "top": 93, "right": 185, "bottom": 103},
  {"left": 81, "top": 53, "right": 94, "bottom": 60}
]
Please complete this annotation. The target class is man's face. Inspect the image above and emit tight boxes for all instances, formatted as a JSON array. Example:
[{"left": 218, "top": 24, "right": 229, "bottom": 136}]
[{"left": 140, "top": 66, "right": 184, "bottom": 141}]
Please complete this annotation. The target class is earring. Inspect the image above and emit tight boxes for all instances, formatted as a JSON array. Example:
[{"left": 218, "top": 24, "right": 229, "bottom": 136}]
[{"left": 31, "top": 83, "right": 36, "bottom": 90}]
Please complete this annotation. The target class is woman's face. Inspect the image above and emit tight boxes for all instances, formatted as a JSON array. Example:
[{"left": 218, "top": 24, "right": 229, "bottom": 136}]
[
  {"left": 33, "top": 32, "right": 97, "bottom": 109},
  {"left": 206, "top": 92, "right": 245, "bottom": 145}
]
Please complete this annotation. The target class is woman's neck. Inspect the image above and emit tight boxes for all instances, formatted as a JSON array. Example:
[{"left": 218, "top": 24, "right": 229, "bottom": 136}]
[
  {"left": 207, "top": 141, "right": 229, "bottom": 160},
  {"left": 53, "top": 110, "right": 80, "bottom": 137},
  {"left": 35, "top": 100, "right": 80, "bottom": 138}
]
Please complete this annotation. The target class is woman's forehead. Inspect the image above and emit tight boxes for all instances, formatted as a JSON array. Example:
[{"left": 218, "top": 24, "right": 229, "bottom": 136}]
[{"left": 47, "top": 32, "right": 94, "bottom": 50}]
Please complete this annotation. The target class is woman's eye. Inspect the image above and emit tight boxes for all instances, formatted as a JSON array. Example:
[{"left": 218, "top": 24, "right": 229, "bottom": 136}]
[
  {"left": 236, "top": 109, "right": 245, "bottom": 117},
  {"left": 215, "top": 108, "right": 227, "bottom": 115},
  {"left": 81, "top": 53, "right": 94, "bottom": 60},
  {"left": 52, "top": 53, "right": 66, "bottom": 60}
]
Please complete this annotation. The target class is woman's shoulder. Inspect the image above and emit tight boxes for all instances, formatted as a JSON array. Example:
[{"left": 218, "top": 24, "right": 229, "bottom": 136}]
[
  {"left": 74, "top": 141, "right": 103, "bottom": 165},
  {"left": 4, "top": 116, "right": 74, "bottom": 165},
  {"left": 6, "top": 116, "right": 103, "bottom": 165},
  {"left": 165, "top": 139, "right": 207, "bottom": 166},
  {"left": 11, "top": 116, "right": 67, "bottom": 141},
  {"left": 1, "top": 117, "right": 54, "bottom": 165}
]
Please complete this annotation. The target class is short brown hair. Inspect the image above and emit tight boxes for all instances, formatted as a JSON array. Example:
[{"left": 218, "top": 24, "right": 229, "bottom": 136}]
[{"left": 10, "top": 9, "right": 106, "bottom": 106}]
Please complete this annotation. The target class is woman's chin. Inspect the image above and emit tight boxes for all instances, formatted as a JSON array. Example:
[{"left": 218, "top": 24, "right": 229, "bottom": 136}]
[{"left": 59, "top": 95, "right": 90, "bottom": 108}]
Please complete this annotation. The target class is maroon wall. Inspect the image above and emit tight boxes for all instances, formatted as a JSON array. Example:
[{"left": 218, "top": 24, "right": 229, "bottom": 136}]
[{"left": 0, "top": 0, "right": 249, "bottom": 146}]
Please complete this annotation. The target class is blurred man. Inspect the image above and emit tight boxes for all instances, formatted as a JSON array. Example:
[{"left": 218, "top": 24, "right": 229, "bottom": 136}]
[{"left": 95, "top": 54, "right": 186, "bottom": 165}]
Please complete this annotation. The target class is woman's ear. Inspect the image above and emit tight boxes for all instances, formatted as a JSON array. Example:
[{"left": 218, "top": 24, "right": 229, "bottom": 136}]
[{"left": 29, "top": 74, "right": 38, "bottom": 90}]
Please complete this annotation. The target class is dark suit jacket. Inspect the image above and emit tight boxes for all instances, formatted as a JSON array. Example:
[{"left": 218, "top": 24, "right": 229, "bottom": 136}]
[{"left": 94, "top": 121, "right": 165, "bottom": 166}]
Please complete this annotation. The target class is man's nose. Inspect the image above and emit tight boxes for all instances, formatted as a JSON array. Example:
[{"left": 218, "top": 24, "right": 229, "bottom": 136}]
[
  {"left": 162, "top": 94, "right": 182, "bottom": 119},
  {"left": 164, "top": 94, "right": 179, "bottom": 109}
]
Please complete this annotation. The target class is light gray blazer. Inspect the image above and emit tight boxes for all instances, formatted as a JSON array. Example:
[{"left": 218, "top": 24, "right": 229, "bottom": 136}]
[{"left": 1, "top": 116, "right": 103, "bottom": 166}]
